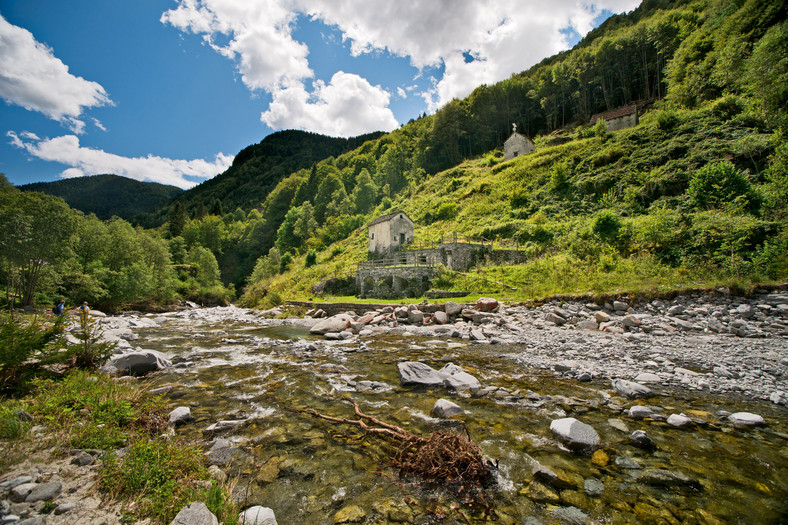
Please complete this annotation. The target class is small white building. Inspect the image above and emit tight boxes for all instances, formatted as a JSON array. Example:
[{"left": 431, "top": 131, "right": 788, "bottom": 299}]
[
  {"left": 368, "top": 211, "right": 414, "bottom": 255},
  {"left": 591, "top": 104, "right": 638, "bottom": 132},
  {"left": 504, "top": 124, "right": 536, "bottom": 161}
]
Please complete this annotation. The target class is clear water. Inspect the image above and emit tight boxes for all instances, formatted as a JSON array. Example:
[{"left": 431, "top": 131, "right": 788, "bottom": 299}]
[{"left": 138, "top": 316, "right": 788, "bottom": 524}]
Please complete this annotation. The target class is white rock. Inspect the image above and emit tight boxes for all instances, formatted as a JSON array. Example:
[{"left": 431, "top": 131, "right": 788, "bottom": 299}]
[
  {"left": 728, "top": 412, "right": 766, "bottom": 426},
  {"left": 240, "top": 505, "right": 278, "bottom": 525},
  {"left": 431, "top": 399, "right": 464, "bottom": 418},
  {"left": 667, "top": 413, "right": 692, "bottom": 427}
]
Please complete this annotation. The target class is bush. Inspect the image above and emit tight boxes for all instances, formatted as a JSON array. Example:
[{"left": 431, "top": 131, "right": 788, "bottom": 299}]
[
  {"left": 305, "top": 250, "right": 318, "bottom": 268},
  {"left": 0, "top": 314, "right": 66, "bottom": 394},
  {"left": 70, "top": 315, "right": 116, "bottom": 370},
  {"left": 687, "top": 161, "right": 760, "bottom": 212},
  {"left": 592, "top": 209, "right": 623, "bottom": 243}
]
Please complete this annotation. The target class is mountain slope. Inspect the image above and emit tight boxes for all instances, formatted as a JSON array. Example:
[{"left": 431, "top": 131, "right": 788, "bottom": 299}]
[{"left": 20, "top": 174, "right": 182, "bottom": 222}]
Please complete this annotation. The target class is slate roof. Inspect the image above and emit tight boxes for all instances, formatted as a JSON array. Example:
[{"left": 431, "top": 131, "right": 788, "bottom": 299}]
[
  {"left": 368, "top": 210, "right": 412, "bottom": 227},
  {"left": 591, "top": 104, "right": 638, "bottom": 123}
]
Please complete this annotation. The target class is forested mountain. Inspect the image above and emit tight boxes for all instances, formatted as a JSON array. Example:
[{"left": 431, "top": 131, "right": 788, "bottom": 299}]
[
  {"left": 149, "top": 129, "right": 386, "bottom": 223},
  {"left": 20, "top": 174, "right": 182, "bottom": 222}
]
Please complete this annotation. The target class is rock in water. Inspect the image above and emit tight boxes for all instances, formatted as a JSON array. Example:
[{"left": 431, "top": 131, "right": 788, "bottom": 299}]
[
  {"left": 728, "top": 412, "right": 766, "bottom": 426},
  {"left": 240, "top": 505, "right": 278, "bottom": 525},
  {"left": 549, "top": 418, "right": 600, "bottom": 451},
  {"left": 397, "top": 362, "right": 445, "bottom": 387},
  {"left": 110, "top": 350, "right": 171, "bottom": 376},
  {"left": 309, "top": 314, "right": 354, "bottom": 335},
  {"left": 170, "top": 502, "right": 218, "bottom": 525},
  {"left": 169, "top": 406, "right": 195, "bottom": 425},
  {"left": 439, "top": 363, "right": 481, "bottom": 391},
  {"left": 612, "top": 379, "right": 651, "bottom": 398},
  {"left": 431, "top": 399, "right": 464, "bottom": 418}
]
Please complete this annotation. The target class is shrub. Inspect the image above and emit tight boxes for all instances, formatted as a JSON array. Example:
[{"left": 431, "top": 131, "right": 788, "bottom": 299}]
[
  {"left": 305, "top": 250, "right": 318, "bottom": 268},
  {"left": 70, "top": 315, "right": 116, "bottom": 370},
  {"left": 656, "top": 110, "right": 680, "bottom": 131},
  {"left": 592, "top": 209, "right": 623, "bottom": 243},
  {"left": 687, "top": 161, "right": 760, "bottom": 212},
  {"left": 0, "top": 314, "right": 66, "bottom": 393}
]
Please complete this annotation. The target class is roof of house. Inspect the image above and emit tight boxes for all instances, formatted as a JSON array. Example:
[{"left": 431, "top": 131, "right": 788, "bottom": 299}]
[
  {"left": 591, "top": 104, "right": 638, "bottom": 123},
  {"left": 505, "top": 131, "right": 534, "bottom": 144},
  {"left": 368, "top": 210, "right": 412, "bottom": 227}
]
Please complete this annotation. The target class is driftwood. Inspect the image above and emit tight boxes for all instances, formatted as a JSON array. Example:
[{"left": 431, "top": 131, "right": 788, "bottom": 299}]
[{"left": 296, "top": 399, "right": 494, "bottom": 505}]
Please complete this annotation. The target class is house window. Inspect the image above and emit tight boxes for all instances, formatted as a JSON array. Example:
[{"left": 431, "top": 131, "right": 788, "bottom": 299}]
[{"left": 370, "top": 233, "right": 375, "bottom": 240}]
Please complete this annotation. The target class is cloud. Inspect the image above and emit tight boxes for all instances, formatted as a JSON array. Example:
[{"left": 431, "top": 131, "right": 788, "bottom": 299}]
[
  {"left": 162, "top": 0, "right": 640, "bottom": 132},
  {"left": 261, "top": 71, "right": 398, "bottom": 136},
  {"left": 7, "top": 132, "right": 232, "bottom": 189},
  {"left": 0, "top": 14, "right": 112, "bottom": 132}
]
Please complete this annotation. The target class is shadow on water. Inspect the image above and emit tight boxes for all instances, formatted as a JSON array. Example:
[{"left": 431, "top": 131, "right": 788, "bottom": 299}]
[{"left": 139, "top": 316, "right": 788, "bottom": 524}]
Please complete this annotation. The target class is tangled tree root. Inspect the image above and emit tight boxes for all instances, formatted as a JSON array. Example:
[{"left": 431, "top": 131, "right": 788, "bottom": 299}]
[{"left": 295, "top": 399, "right": 494, "bottom": 511}]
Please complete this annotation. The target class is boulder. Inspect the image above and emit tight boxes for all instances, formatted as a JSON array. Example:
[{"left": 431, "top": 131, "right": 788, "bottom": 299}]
[
  {"left": 169, "top": 406, "right": 195, "bottom": 426},
  {"left": 476, "top": 298, "right": 499, "bottom": 312},
  {"left": 309, "top": 314, "right": 354, "bottom": 335},
  {"left": 444, "top": 302, "right": 463, "bottom": 316},
  {"left": 240, "top": 505, "right": 278, "bottom": 525},
  {"left": 728, "top": 412, "right": 766, "bottom": 426},
  {"left": 110, "top": 350, "right": 171, "bottom": 376},
  {"left": 25, "top": 481, "right": 62, "bottom": 502},
  {"left": 633, "top": 373, "right": 661, "bottom": 383},
  {"left": 202, "top": 420, "right": 245, "bottom": 437},
  {"left": 545, "top": 313, "right": 566, "bottom": 326},
  {"left": 431, "top": 399, "right": 464, "bottom": 418},
  {"left": 439, "top": 363, "right": 481, "bottom": 391},
  {"left": 667, "top": 413, "right": 692, "bottom": 427},
  {"left": 549, "top": 417, "right": 600, "bottom": 451},
  {"left": 171, "top": 502, "right": 218, "bottom": 525},
  {"left": 407, "top": 309, "right": 424, "bottom": 325},
  {"left": 397, "top": 362, "right": 445, "bottom": 387},
  {"left": 612, "top": 379, "right": 651, "bottom": 398},
  {"left": 432, "top": 311, "right": 449, "bottom": 325}
]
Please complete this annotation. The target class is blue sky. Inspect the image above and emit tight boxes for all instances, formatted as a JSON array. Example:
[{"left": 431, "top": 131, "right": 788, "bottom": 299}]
[{"left": 0, "top": 0, "right": 639, "bottom": 189}]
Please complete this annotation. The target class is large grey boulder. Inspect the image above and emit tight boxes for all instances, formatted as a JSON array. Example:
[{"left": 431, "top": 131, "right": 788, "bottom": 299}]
[
  {"left": 110, "top": 350, "right": 171, "bottom": 376},
  {"left": 170, "top": 502, "right": 218, "bottom": 525},
  {"left": 397, "top": 362, "right": 446, "bottom": 387},
  {"left": 549, "top": 418, "right": 600, "bottom": 451},
  {"left": 169, "top": 406, "right": 195, "bottom": 426},
  {"left": 612, "top": 379, "right": 651, "bottom": 398},
  {"left": 728, "top": 412, "right": 766, "bottom": 426},
  {"left": 240, "top": 505, "right": 278, "bottom": 525},
  {"left": 309, "top": 314, "right": 354, "bottom": 335},
  {"left": 444, "top": 302, "right": 463, "bottom": 316},
  {"left": 25, "top": 481, "right": 62, "bottom": 502},
  {"left": 439, "top": 363, "right": 481, "bottom": 391}
]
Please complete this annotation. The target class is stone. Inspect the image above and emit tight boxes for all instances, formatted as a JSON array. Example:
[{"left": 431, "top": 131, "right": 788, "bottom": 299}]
[
  {"left": 628, "top": 405, "right": 654, "bottom": 419},
  {"left": 545, "top": 313, "right": 566, "bottom": 326},
  {"left": 522, "top": 481, "right": 560, "bottom": 504},
  {"left": 431, "top": 398, "right": 464, "bottom": 418},
  {"left": 309, "top": 314, "right": 354, "bottom": 335},
  {"left": 71, "top": 451, "right": 95, "bottom": 466},
  {"left": 594, "top": 311, "right": 611, "bottom": 323},
  {"left": 667, "top": 305, "right": 685, "bottom": 315},
  {"left": 613, "top": 300, "right": 628, "bottom": 311},
  {"left": 54, "top": 502, "right": 75, "bottom": 515},
  {"left": 728, "top": 412, "right": 766, "bottom": 426},
  {"left": 110, "top": 350, "right": 172, "bottom": 376},
  {"left": 736, "top": 304, "right": 754, "bottom": 318},
  {"left": 10, "top": 482, "right": 36, "bottom": 502},
  {"left": 476, "top": 298, "right": 499, "bottom": 312},
  {"left": 171, "top": 502, "right": 219, "bottom": 525},
  {"left": 25, "top": 481, "right": 62, "bottom": 502},
  {"left": 202, "top": 420, "right": 245, "bottom": 437},
  {"left": 666, "top": 413, "right": 692, "bottom": 427},
  {"left": 612, "top": 379, "right": 651, "bottom": 398},
  {"left": 639, "top": 469, "right": 697, "bottom": 487},
  {"left": 240, "top": 505, "right": 278, "bottom": 525},
  {"left": 444, "top": 302, "right": 463, "bottom": 316},
  {"left": 591, "top": 450, "right": 609, "bottom": 467},
  {"left": 622, "top": 315, "right": 641, "bottom": 328},
  {"left": 607, "top": 418, "right": 629, "bottom": 433},
  {"left": 577, "top": 319, "right": 598, "bottom": 330},
  {"left": 629, "top": 430, "right": 655, "bottom": 449},
  {"left": 550, "top": 506, "right": 590, "bottom": 525},
  {"left": 169, "top": 406, "right": 195, "bottom": 425},
  {"left": 439, "top": 363, "right": 481, "bottom": 391},
  {"left": 208, "top": 465, "right": 228, "bottom": 483},
  {"left": 432, "top": 311, "right": 449, "bottom": 325},
  {"left": 17, "top": 518, "right": 46, "bottom": 525},
  {"left": 615, "top": 456, "right": 641, "bottom": 469},
  {"left": 407, "top": 309, "right": 424, "bottom": 324},
  {"left": 333, "top": 504, "right": 366, "bottom": 523},
  {"left": 633, "top": 373, "right": 661, "bottom": 383},
  {"left": 549, "top": 417, "right": 600, "bottom": 451},
  {"left": 584, "top": 478, "right": 604, "bottom": 497},
  {"left": 397, "top": 362, "right": 445, "bottom": 387}
]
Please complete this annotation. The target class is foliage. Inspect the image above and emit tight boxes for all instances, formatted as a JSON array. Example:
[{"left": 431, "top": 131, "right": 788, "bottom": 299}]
[
  {"left": 0, "top": 314, "right": 66, "bottom": 393},
  {"left": 69, "top": 314, "right": 116, "bottom": 370},
  {"left": 686, "top": 161, "right": 759, "bottom": 212},
  {"left": 0, "top": 400, "right": 30, "bottom": 440},
  {"left": 29, "top": 370, "right": 167, "bottom": 449}
]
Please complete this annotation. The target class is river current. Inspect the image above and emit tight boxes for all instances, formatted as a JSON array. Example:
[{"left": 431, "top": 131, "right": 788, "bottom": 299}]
[{"left": 134, "top": 312, "right": 787, "bottom": 524}]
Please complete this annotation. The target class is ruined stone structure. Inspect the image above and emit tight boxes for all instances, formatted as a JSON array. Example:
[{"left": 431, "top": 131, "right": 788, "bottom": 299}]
[
  {"left": 504, "top": 124, "right": 536, "bottom": 161},
  {"left": 591, "top": 104, "right": 638, "bottom": 132},
  {"left": 368, "top": 211, "right": 414, "bottom": 255}
]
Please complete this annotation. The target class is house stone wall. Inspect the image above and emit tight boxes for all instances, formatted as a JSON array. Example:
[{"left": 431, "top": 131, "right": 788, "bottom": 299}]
[
  {"left": 604, "top": 112, "right": 638, "bottom": 132},
  {"left": 504, "top": 133, "right": 535, "bottom": 161},
  {"left": 368, "top": 212, "right": 414, "bottom": 254}
]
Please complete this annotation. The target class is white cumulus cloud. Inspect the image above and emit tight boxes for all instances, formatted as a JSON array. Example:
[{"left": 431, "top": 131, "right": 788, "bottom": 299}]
[
  {"left": 7, "top": 132, "right": 232, "bottom": 190},
  {"left": 261, "top": 71, "right": 398, "bottom": 136},
  {"left": 0, "top": 14, "right": 112, "bottom": 132}
]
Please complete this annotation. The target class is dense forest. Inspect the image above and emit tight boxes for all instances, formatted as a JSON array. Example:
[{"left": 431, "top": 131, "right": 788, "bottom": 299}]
[
  {"left": 1, "top": 0, "right": 786, "bottom": 312},
  {"left": 20, "top": 174, "right": 182, "bottom": 222}
]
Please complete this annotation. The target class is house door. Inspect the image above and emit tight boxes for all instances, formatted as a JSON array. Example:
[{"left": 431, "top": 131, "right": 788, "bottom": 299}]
[{"left": 399, "top": 233, "right": 406, "bottom": 245}]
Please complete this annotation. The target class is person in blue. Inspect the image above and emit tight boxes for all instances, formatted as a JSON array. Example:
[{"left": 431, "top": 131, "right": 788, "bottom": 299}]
[
  {"left": 54, "top": 299, "right": 65, "bottom": 316},
  {"left": 78, "top": 301, "right": 90, "bottom": 322}
]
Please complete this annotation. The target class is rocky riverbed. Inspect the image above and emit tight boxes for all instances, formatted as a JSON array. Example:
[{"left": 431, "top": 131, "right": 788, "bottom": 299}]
[{"left": 2, "top": 286, "right": 787, "bottom": 524}]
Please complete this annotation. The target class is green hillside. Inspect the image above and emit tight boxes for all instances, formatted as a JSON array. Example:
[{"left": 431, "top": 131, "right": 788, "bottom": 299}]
[{"left": 20, "top": 174, "right": 182, "bottom": 222}]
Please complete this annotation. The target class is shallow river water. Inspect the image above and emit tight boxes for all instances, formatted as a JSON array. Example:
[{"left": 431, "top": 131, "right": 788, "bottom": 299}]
[{"left": 136, "top": 314, "right": 788, "bottom": 524}]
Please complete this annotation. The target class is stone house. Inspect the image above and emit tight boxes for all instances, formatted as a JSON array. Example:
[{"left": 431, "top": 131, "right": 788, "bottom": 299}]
[
  {"left": 591, "top": 104, "right": 638, "bottom": 132},
  {"left": 368, "top": 211, "right": 414, "bottom": 255},
  {"left": 504, "top": 125, "right": 536, "bottom": 161}
]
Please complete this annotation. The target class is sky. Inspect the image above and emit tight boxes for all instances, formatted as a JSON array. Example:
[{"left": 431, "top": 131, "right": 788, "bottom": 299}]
[{"left": 0, "top": 0, "right": 640, "bottom": 190}]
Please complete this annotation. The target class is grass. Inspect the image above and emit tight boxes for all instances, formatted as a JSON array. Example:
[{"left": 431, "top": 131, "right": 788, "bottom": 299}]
[{"left": 0, "top": 370, "right": 239, "bottom": 524}]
